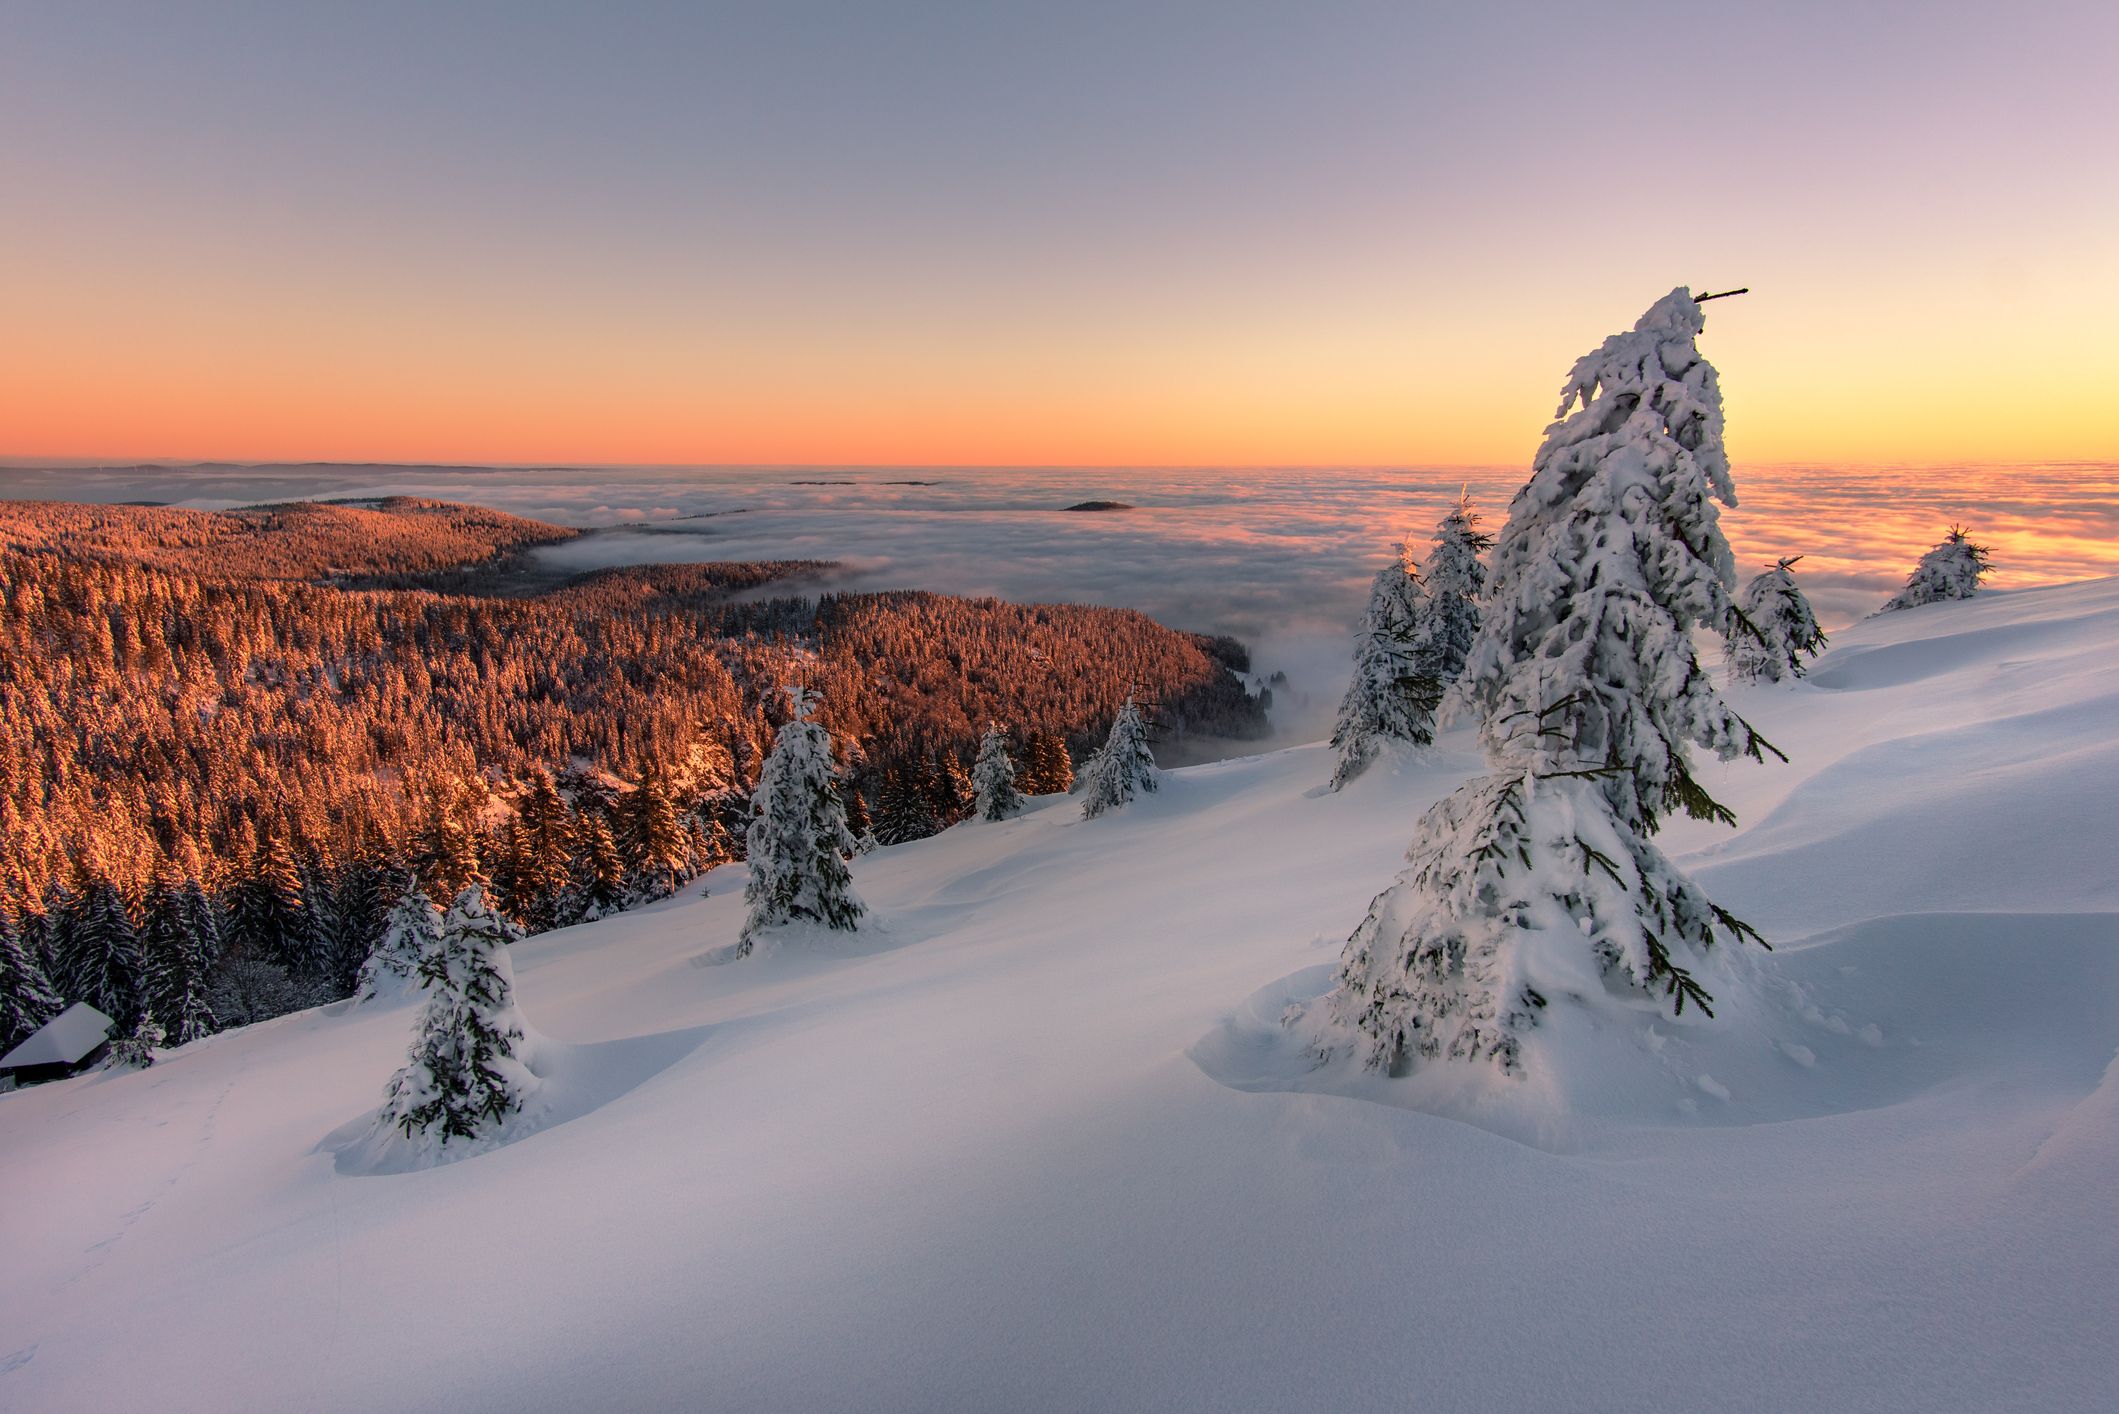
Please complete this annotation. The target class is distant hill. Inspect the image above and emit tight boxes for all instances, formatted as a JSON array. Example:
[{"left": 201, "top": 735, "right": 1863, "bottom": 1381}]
[{"left": 0, "top": 496, "right": 578, "bottom": 582}]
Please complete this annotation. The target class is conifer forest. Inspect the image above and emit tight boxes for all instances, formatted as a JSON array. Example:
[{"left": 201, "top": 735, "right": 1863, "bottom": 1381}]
[{"left": 0, "top": 496, "right": 1266, "bottom": 1042}]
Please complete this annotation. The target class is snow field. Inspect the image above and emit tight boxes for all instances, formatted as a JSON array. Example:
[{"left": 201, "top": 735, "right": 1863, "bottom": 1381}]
[{"left": 3, "top": 579, "right": 2117, "bottom": 1412}]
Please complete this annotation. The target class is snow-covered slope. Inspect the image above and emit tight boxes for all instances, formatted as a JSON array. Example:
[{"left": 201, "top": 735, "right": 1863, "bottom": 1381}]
[{"left": 5, "top": 580, "right": 2118, "bottom": 1413}]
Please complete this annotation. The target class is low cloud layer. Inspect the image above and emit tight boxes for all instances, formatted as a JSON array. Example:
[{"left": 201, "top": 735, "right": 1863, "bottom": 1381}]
[{"left": 13, "top": 461, "right": 2116, "bottom": 744}]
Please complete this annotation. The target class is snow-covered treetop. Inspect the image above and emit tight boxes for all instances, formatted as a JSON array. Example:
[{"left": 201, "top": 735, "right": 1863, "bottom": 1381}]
[
  {"left": 1363, "top": 538, "right": 1423, "bottom": 636},
  {"left": 1460, "top": 287, "right": 1772, "bottom": 830},
  {"left": 1879, "top": 526, "right": 1993, "bottom": 612},
  {"left": 1550, "top": 287, "right": 1732, "bottom": 507}
]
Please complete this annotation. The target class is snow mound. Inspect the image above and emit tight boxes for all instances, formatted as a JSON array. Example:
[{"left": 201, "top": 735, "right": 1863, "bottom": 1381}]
[
  {"left": 1194, "top": 911, "right": 2119, "bottom": 1150},
  {"left": 323, "top": 1025, "right": 713, "bottom": 1175}
]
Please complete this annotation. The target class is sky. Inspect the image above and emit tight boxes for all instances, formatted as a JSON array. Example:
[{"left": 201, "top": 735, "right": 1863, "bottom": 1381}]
[{"left": 3, "top": 1, "right": 2116, "bottom": 468}]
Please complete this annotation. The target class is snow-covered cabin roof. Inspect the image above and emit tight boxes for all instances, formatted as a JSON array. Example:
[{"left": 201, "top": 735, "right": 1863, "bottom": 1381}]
[{"left": 0, "top": 1002, "right": 115, "bottom": 1069}]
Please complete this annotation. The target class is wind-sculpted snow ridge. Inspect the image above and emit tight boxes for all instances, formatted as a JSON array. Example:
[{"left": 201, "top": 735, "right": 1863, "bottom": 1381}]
[{"left": 1, "top": 579, "right": 2116, "bottom": 1413}]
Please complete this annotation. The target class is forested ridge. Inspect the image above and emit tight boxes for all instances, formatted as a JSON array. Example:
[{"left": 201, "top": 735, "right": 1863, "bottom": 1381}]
[{"left": 0, "top": 496, "right": 1266, "bottom": 1047}]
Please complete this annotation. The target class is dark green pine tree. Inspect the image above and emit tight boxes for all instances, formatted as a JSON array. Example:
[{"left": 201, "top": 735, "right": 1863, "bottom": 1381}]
[
  {"left": 230, "top": 831, "right": 313, "bottom": 976},
  {"left": 31, "top": 879, "right": 84, "bottom": 1006},
  {"left": 140, "top": 870, "right": 217, "bottom": 1044},
  {"left": 414, "top": 799, "right": 484, "bottom": 903},
  {"left": 178, "top": 877, "right": 225, "bottom": 972},
  {"left": 0, "top": 908, "right": 63, "bottom": 1053},
  {"left": 322, "top": 856, "right": 391, "bottom": 996},
  {"left": 66, "top": 874, "right": 147, "bottom": 1025},
  {"left": 928, "top": 753, "right": 974, "bottom": 827},
  {"left": 839, "top": 783, "right": 873, "bottom": 841},
  {"left": 509, "top": 770, "right": 577, "bottom": 932},
  {"left": 872, "top": 766, "right": 940, "bottom": 845},
  {"left": 561, "top": 809, "right": 629, "bottom": 924},
  {"left": 1020, "top": 733, "right": 1075, "bottom": 795},
  {"left": 618, "top": 772, "right": 693, "bottom": 902}
]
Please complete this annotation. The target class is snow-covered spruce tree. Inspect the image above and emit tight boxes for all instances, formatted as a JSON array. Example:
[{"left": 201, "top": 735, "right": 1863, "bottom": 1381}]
[
  {"left": 105, "top": 1015, "right": 164, "bottom": 1070},
  {"left": 1315, "top": 288, "right": 1779, "bottom": 1077},
  {"left": 1080, "top": 697, "right": 1158, "bottom": 818},
  {"left": 1729, "top": 556, "right": 1828, "bottom": 684},
  {"left": 355, "top": 876, "right": 443, "bottom": 1003},
  {"left": 1328, "top": 497, "right": 1494, "bottom": 790},
  {"left": 1329, "top": 540, "right": 1435, "bottom": 790},
  {"left": 1415, "top": 492, "right": 1493, "bottom": 682},
  {"left": 1878, "top": 525, "right": 1993, "bottom": 612},
  {"left": 972, "top": 726, "right": 1023, "bottom": 821},
  {"left": 738, "top": 687, "right": 865, "bottom": 952},
  {"left": 377, "top": 883, "right": 537, "bottom": 1146},
  {"left": 0, "top": 909, "right": 62, "bottom": 1054}
]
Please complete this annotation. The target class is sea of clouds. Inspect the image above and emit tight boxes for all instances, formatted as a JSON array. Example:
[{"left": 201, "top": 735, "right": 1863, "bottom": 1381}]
[{"left": 10, "top": 460, "right": 2115, "bottom": 745}]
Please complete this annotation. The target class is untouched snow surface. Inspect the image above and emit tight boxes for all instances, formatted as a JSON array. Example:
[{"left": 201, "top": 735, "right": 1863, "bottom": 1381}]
[{"left": 5, "top": 580, "right": 2118, "bottom": 1413}]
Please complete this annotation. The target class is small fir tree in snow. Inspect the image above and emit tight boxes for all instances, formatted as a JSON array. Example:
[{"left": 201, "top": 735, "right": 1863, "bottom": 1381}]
[
  {"left": 1728, "top": 556, "right": 1828, "bottom": 683},
  {"left": 378, "top": 884, "right": 537, "bottom": 1145},
  {"left": 0, "top": 910, "right": 62, "bottom": 1054},
  {"left": 1315, "top": 289, "right": 1779, "bottom": 1077},
  {"left": 1330, "top": 542, "right": 1441, "bottom": 790},
  {"left": 739, "top": 687, "right": 865, "bottom": 951},
  {"left": 356, "top": 877, "right": 444, "bottom": 1002},
  {"left": 1329, "top": 497, "right": 1494, "bottom": 790},
  {"left": 1080, "top": 697, "right": 1158, "bottom": 818},
  {"left": 105, "top": 1015, "right": 164, "bottom": 1070},
  {"left": 1415, "top": 492, "right": 1493, "bottom": 682},
  {"left": 972, "top": 726, "right": 1023, "bottom": 821},
  {"left": 1878, "top": 525, "right": 1992, "bottom": 612}
]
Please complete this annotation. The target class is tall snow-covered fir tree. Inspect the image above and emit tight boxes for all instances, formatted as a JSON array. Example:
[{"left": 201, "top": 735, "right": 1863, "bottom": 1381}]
[
  {"left": 356, "top": 877, "right": 444, "bottom": 1003},
  {"left": 739, "top": 687, "right": 865, "bottom": 952},
  {"left": 972, "top": 726, "right": 1023, "bottom": 821},
  {"left": 377, "top": 883, "right": 538, "bottom": 1147},
  {"left": 1729, "top": 556, "right": 1828, "bottom": 683},
  {"left": 1080, "top": 697, "right": 1158, "bottom": 818},
  {"left": 1314, "top": 288, "right": 1779, "bottom": 1078},
  {"left": 1329, "top": 540, "right": 1434, "bottom": 790},
  {"left": 1416, "top": 492, "right": 1493, "bottom": 683},
  {"left": 0, "top": 909, "right": 62, "bottom": 1054},
  {"left": 1329, "top": 496, "right": 1494, "bottom": 791},
  {"left": 1878, "top": 526, "right": 1993, "bottom": 612}
]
